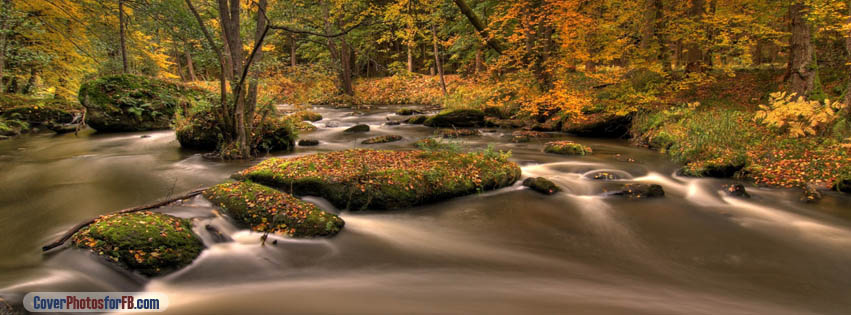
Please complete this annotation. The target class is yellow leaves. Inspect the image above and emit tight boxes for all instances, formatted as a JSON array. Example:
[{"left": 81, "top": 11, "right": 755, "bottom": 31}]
[{"left": 754, "top": 92, "right": 847, "bottom": 138}]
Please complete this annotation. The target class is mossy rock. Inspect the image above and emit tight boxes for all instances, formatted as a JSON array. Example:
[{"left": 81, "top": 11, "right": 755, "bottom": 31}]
[
  {"left": 0, "top": 106, "right": 74, "bottom": 125},
  {"left": 648, "top": 131, "right": 675, "bottom": 150},
  {"left": 523, "top": 177, "right": 561, "bottom": 195},
  {"left": 298, "top": 139, "right": 320, "bottom": 146},
  {"left": 406, "top": 115, "right": 428, "bottom": 124},
  {"left": 71, "top": 211, "right": 203, "bottom": 277},
  {"left": 835, "top": 177, "right": 851, "bottom": 193},
  {"left": 79, "top": 74, "right": 213, "bottom": 132},
  {"left": 233, "top": 149, "right": 521, "bottom": 210},
  {"left": 175, "top": 107, "right": 296, "bottom": 152},
  {"left": 362, "top": 135, "right": 403, "bottom": 144},
  {"left": 396, "top": 108, "right": 422, "bottom": 116},
  {"left": 424, "top": 109, "right": 486, "bottom": 128},
  {"left": 485, "top": 117, "right": 526, "bottom": 129},
  {"left": 680, "top": 160, "right": 745, "bottom": 178},
  {"left": 344, "top": 124, "right": 370, "bottom": 133},
  {"left": 608, "top": 184, "right": 665, "bottom": 199},
  {"left": 294, "top": 110, "right": 323, "bottom": 122},
  {"left": 544, "top": 141, "right": 592, "bottom": 155},
  {"left": 561, "top": 113, "right": 633, "bottom": 138},
  {"left": 204, "top": 181, "right": 344, "bottom": 237},
  {"left": 437, "top": 128, "right": 479, "bottom": 138},
  {"left": 723, "top": 184, "right": 750, "bottom": 198}
]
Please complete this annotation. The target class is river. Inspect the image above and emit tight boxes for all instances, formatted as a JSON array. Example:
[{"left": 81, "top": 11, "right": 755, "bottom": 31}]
[{"left": 1, "top": 105, "right": 850, "bottom": 314}]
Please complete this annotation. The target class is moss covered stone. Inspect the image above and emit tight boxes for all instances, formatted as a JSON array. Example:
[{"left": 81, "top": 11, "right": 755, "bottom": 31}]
[
  {"left": 362, "top": 135, "right": 403, "bottom": 144},
  {"left": 204, "top": 181, "right": 344, "bottom": 237},
  {"left": 294, "top": 110, "right": 323, "bottom": 122},
  {"left": 424, "top": 109, "right": 485, "bottom": 128},
  {"left": 78, "top": 74, "right": 213, "bottom": 132},
  {"left": 344, "top": 124, "right": 370, "bottom": 133},
  {"left": 523, "top": 177, "right": 561, "bottom": 195},
  {"left": 175, "top": 106, "right": 296, "bottom": 152},
  {"left": 835, "top": 176, "right": 851, "bottom": 193},
  {"left": 299, "top": 139, "right": 320, "bottom": 146},
  {"left": 234, "top": 149, "right": 521, "bottom": 210},
  {"left": 396, "top": 108, "right": 422, "bottom": 116},
  {"left": 679, "top": 158, "right": 745, "bottom": 178},
  {"left": 71, "top": 211, "right": 203, "bottom": 277},
  {"left": 609, "top": 184, "right": 665, "bottom": 199},
  {"left": 406, "top": 115, "right": 428, "bottom": 124},
  {"left": 544, "top": 141, "right": 592, "bottom": 155}
]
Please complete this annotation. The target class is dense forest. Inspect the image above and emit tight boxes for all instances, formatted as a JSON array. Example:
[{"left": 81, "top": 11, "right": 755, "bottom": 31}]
[{"left": 1, "top": 0, "right": 850, "bottom": 191}]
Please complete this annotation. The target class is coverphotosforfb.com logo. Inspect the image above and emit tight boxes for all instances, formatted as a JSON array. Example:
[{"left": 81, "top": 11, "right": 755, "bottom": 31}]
[{"left": 23, "top": 292, "right": 168, "bottom": 313}]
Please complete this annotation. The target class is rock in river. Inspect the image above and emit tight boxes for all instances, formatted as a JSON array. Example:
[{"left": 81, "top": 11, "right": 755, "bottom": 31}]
[
  {"left": 71, "top": 211, "right": 203, "bottom": 276},
  {"left": 233, "top": 149, "right": 521, "bottom": 210},
  {"left": 204, "top": 181, "right": 344, "bottom": 237},
  {"left": 523, "top": 177, "right": 561, "bottom": 195}
]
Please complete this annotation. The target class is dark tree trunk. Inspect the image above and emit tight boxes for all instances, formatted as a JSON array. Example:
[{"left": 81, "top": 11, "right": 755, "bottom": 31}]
[
  {"left": 786, "top": 1, "right": 815, "bottom": 98},
  {"left": 407, "top": 44, "right": 414, "bottom": 73},
  {"left": 452, "top": 0, "right": 503, "bottom": 54},
  {"left": 119, "top": 0, "right": 128, "bottom": 73},
  {"left": 685, "top": 0, "right": 705, "bottom": 73},
  {"left": 290, "top": 35, "right": 297, "bottom": 67},
  {"left": 0, "top": 0, "right": 10, "bottom": 93}
]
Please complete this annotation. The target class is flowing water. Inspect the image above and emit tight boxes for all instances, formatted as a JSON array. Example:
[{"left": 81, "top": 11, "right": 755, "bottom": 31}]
[{"left": 1, "top": 106, "right": 850, "bottom": 314}]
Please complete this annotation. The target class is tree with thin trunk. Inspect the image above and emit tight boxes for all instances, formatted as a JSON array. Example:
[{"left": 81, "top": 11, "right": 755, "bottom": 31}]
[
  {"left": 119, "top": 0, "right": 128, "bottom": 73},
  {"left": 0, "top": 0, "right": 10, "bottom": 93},
  {"left": 185, "top": 40, "right": 197, "bottom": 81},
  {"left": 431, "top": 23, "right": 446, "bottom": 96}
]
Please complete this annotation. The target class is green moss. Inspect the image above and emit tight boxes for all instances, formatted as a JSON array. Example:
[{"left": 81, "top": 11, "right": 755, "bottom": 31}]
[
  {"left": 396, "top": 108, "right": 422, "bottom": 116},
  {"left": 175, "top": 105, "right": 297, "bottom": 152},
  {"left": 71, "top": 211, "right": 203, "bottom": 277},
  {"left": 544, "top": 141, "right": 592, "bottom": 155},
  {"left": 294, "top": 110, "right": 323, "bottom": 122},
  {"left": 204, "top": 181, "right": 344, "bottom": 237},
  {"left": 437, "top": 128, "right": 479, "bottom": 138},
  {"left": 362, "top": 135, "right": 403, "bottom": 144},
  {"left": 406, "top": 115, "right": 428, "bottom": 124},
  {"left": 234, "top": 149, "right": 521, "bottom": 210},
  {"left": 78, "top": 74, "right": 213, "bottom": 132}
]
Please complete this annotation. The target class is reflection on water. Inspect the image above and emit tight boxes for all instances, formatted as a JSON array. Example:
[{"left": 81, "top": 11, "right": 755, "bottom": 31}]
[{"left": 1, "top": 105, "right": 850, "bottom": 314}]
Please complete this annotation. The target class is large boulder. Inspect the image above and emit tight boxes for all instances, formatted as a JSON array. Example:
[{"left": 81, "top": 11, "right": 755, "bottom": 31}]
[
  {"left": 204, "top": 181, "right": 344, "bottom": 237},
  {"left": 234, "top": 149, "right": 521, "bottom": 210},
  {"left": 175, "top": 107, "right": 296, "bottom": 152},
  {"left": 561, "top": 113, "right": 633, "bottom": 138},
  {"left": 424, "top": 109, "right": 486, "bottom": 128},
  {"left": 78, "top": 74, "right": 212, "bottom": 132},
  {"left": 71, "top": 211, "right": 203, "bottom": 276}
]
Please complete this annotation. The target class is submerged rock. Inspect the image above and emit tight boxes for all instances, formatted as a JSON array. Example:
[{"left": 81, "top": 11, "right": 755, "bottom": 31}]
[
  {"left": 544, "top": 141, "right": 592, "bottom": 156},
  {"left": 723, "top": 184, "right": 750, "bottom": 198},
  {"left": 71, "top": 211, "right": 203, "bottom": 277},
  {"left": 344, "top": 124, "right": 370, "bottom": 133},
  {"left": 362, "top": 135, "right": 403, "bottom": 144},
  {"left": 424, "top": 109, "right": 486, "bottom": 128},
  {"left": 234, "top": 149, "right": 521, "bottom": 210},
  {"left": 79, "top": 74, "right": 212, "bottom": 132},
  {"left": 298, "top": 139, "right": 320, "bottom": 146},
  {"left": 801, "top": 184, "right": 822, "bottom": 203},
  {"left": 523, "top": 177, "right": 561, "bottom": 195},
  {"left": 608, "top": 184, "right": 665, "bottom": 199},
  {"left": 204, "top": 181, "right": 344, "bottom": 237},
  {"left": 437, "top": 128, "right": 479, "bottom": 138}
]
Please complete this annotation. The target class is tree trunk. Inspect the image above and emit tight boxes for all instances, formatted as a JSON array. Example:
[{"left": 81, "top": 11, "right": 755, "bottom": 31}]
[
  {"left": 119, "top": 0, "right": 128, "bottom": 73},
  {"left": 0, "top": 0, "right": 10, "bottom": 93},
  {"left": 431, "top": 24, "right": 447, "bottom": 96},
  {"left": 845, "top": 1, "right": 851, "bottom": 106},
  {"left": 217, "top": 0, "right": 249, "bottom": 157},
  {"left": 340, "top": 39, "right": 354, "bottom": 96},
  {"left": 290, "top": 35, "right": 297, "bottom": 67},
  {"left": 685, "top": 0, "right": 705, "bottom": 73},
  {"left": 786, "top": 1, "right": 815, "bottom": 98},
  {"left": 22, "top": 67, "right": 36, "bottom": 95},
  {"left": 245, "top": 0, "right": 267, "bottom": 128},
  {"left": 452, "top": 0, "right": 503, "bottom": 54},
  {"left": 475, "top": 48, "right": 482, "bottom": 74},
  {"left": 185, "top": 41, "right": 197, "bottom": 81},
  {"left": 407, "top": 44, "right": 414, "bottom": 73}
]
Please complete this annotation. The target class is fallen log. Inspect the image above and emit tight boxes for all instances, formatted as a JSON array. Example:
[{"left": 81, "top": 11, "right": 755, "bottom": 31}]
[{"left": 41, "top": 187, "right": 209, "bottom": 252}]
